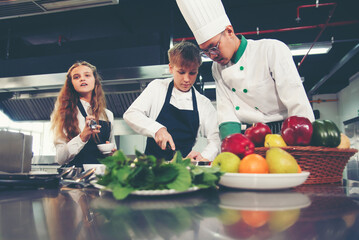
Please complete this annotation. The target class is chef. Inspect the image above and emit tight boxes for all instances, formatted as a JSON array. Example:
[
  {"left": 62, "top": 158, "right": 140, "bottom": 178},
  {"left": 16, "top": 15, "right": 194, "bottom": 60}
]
[
  {"left": 124, "top": 41, "right": 220, "bottom": 161},
  {"left": 176, "top": 0, "right": 315, "bottom": 139}
]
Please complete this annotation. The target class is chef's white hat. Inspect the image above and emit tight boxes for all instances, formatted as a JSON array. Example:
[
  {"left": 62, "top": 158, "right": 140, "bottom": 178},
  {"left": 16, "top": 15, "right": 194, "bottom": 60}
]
[{"left": 176, "top": 0, "right": 231, "bottom": 45}]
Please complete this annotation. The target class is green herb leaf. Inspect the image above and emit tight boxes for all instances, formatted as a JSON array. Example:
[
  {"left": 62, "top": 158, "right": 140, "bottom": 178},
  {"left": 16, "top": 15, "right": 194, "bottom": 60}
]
[
  {"left": 153, "top": 164, "right": 179, "bottom": 184},
  {"left": 112, "top": 185, "right": 134, "bottom": 200},
  {"left": 129, "top": 166, "right": 155, "bottom": 189},
  {"left": 96, "top": 150, "right": 222, "bottom": 200},
  {"left": 191, "top": 167, "right": 204, "bottom": 176},
  {"left": 166, "top": 164, "right": 191, "bottom": 191},
  {"left": 114, "top": 166, "right": 132, "bottom": 185},
  {"left": 172, "top": 151, "right": 183, "bottom": 164},
  {"left": 201, "top": 172, "right": 220, "bottom": 188},
  {"left": 180, "top": 158, "right": 191, "bottom": 166}
]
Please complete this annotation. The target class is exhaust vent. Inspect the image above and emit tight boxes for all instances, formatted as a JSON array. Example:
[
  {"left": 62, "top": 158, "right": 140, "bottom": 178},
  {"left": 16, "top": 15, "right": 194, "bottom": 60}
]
[
  {"left": 0, "top": 64, "right": 171, "bottom": 120},
  {"left": 0, "top": 0, "right": 119, "bottom": 20}
]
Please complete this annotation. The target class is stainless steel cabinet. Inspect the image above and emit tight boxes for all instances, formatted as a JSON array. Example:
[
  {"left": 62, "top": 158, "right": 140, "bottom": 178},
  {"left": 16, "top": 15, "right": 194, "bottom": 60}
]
[
  {"left": 0, "top": 131, "right": 33, "bottom": 173},
  {"left": 344, "top": 117, "right": 359, "bottom": 180}
]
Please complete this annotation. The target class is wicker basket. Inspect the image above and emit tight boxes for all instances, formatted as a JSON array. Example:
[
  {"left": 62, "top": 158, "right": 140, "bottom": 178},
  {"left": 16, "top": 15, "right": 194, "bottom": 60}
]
[{"left": 254, "top": 146, "right": 358, "bottom": 184}]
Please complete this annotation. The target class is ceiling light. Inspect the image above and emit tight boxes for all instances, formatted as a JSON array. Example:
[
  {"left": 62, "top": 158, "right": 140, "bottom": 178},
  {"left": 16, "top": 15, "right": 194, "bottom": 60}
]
[
  {"left": 203, "top": 82, "right": 216, "bottom": 90},
  {"left": 201, "top": 57, "right": 213, "bottom": 62},
  {"left": 288, "top": 42, "right": 332, "bottom": 56},
  {"left": 42, "top": 0, "right": 118, "bottom": 11}
]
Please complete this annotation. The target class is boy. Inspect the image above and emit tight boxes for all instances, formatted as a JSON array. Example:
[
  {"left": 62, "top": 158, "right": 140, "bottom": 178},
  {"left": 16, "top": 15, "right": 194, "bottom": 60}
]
[{"left": 124, "top": 41, "right": 220, "bottom": 161}]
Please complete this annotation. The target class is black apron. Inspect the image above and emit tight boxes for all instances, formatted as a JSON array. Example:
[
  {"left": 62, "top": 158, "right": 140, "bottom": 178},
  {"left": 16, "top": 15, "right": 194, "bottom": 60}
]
[
  {"left": 68, "top": 101, "right": 111, "bottom": 167},
  {"left": 145, "top": 81, "right": 200, "bottom": 160}
]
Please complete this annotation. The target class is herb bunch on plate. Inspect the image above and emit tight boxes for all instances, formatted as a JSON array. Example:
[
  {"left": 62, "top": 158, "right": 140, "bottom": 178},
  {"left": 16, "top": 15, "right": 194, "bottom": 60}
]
[{"left": 97, "top": 150, "right": 223, "bottom": 200}]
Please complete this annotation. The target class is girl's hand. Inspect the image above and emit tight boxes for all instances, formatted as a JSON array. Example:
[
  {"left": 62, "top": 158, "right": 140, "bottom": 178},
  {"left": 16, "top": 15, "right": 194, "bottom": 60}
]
[{"left": 80, "top": 115, "right": 101, "bottom": 142}]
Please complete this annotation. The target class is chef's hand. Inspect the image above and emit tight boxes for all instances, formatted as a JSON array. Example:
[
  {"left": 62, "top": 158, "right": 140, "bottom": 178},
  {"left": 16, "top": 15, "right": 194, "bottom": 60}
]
[
  {"left": 186, "top": 151, "right": 204, "bottom": 161},
  {"left": 155, "top": 127, "right": 176, "bottom": 151},
  {"left": 79, "top": 115, "right": 101, "bottom": 142}
]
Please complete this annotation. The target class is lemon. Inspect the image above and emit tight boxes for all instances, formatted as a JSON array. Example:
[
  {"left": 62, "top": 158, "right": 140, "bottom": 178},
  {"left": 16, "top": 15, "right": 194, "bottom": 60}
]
[{"left": 264, "top": 134, "right": 287, "bottom": 148}]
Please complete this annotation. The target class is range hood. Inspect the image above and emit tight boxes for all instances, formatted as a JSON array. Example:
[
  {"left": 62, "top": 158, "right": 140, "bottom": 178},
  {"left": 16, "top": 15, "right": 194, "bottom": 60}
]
[
  {"left": 0, "top": 0, "right": 119, "bottom": 20},
  {"left": 0, "top": 64, "right": 172, "bottom": 121}
]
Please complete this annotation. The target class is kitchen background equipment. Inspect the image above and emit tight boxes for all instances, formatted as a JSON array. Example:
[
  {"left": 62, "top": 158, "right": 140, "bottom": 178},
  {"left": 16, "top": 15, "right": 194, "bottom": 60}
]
[
  {"left": 0, "top": 131, "right": 33, "bottom": 173},
  {"left": 344, "top": 116, "right": 359, "bottom": 180},
  {"left": 59, "top": 167, "right": 96, "bottom": 188},
  {"left": 0, "top": 172, "right": 60, "bottom": 189}
]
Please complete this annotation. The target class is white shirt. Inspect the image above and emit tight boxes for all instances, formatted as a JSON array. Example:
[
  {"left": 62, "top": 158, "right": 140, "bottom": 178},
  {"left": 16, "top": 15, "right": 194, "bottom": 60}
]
[
  {"left": 123, "top": 78, "right": 221, "bottom": 161},
  {"left": 54, "top": 99, "right": 116, "bottom": 165},
  {"left": 212, "top": 38, "right": 315, "bottom": 125}
]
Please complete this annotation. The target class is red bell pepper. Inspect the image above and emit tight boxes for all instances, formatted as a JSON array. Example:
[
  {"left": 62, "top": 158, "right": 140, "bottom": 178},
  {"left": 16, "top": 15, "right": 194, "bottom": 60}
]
[
  {"left": 221, "top": 133, "right": 255, "bottom": 158},
  {"left": 244, "top": 123, "right": 272, "bottom": 147},
  {"left": 281, "top": 116, "right": 313, "bottom": 146}
]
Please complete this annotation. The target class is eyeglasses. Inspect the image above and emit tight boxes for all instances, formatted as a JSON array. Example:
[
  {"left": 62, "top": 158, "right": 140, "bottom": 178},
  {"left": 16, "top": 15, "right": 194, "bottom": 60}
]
[{"left": 200, "top": 31, "right": 224, "bottom": 58}]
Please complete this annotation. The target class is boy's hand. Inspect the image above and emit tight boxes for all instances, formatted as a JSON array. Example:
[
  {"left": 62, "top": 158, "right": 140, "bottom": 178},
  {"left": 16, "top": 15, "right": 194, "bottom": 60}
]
[
  {"left": 155, "top": 127, "right": 176, "bottom": 151},
  {"left": 186, "top": 151, "right": 204, "bottom": 161}
]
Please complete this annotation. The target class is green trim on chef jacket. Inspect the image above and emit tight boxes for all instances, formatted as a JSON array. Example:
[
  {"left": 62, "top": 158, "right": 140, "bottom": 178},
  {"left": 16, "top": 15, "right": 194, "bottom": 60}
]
[
  {"left": 232, "top": 35, "right": 247, "bottom": 64},
  {"left": 219, "top": 121, "right": 242, "bottom": 140}
]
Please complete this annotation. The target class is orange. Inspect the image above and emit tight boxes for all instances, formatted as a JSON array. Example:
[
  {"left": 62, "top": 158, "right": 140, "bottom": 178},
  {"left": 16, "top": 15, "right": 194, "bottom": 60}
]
[
  {"left": 239, "top": 154, "right": 269, "bottom": 173},
  {"left": 241, "top": 210, "right": 270, "bottom": 228},
  {"left": 298, "top": 165, "right": 302, "bottom": 173}
]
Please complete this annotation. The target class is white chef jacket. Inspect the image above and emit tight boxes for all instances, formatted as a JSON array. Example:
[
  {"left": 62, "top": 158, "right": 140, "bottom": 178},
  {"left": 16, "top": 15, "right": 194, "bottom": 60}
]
[
  {"left": 123, "top": 78, "right": 221, "bottom": 161},
  {"left": 54, "top": 99, "right": 116, "bottom": 165},
  {"left": 212, "top": 36, "right": 315, "bottom": 126}
]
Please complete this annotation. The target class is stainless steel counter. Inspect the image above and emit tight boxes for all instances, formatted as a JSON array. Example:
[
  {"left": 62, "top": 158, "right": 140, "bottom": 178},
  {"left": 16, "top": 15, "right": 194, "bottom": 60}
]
[{"left": 1, "top": 181, "right": 359, "bottom": 240}]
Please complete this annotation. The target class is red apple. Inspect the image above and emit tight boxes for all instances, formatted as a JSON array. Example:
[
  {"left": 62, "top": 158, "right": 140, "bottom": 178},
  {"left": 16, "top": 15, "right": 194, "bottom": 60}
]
[
  {"left": 221, "top": 133, "right": 255, "bottom": 158},
  {"left": 244, "top": 123, "right": 272, "bottom": 147},
  {"left": 281, "top": 116, "right": 313, "bottom": 146}
]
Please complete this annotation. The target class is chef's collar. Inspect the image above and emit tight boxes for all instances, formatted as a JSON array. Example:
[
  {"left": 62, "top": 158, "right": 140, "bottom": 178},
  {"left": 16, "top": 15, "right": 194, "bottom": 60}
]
[{"left": 232, "top": 35, "right": 247, "bottom": 64}]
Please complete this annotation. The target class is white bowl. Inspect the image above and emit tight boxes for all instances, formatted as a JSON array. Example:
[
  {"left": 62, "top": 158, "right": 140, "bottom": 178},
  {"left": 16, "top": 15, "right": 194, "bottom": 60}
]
[
  {"left": 83, "top": 164, "right": 106, "bottom": 175},
  {"left": 219, "top": 171, "right": 310, "bottom": 190},
  {"left": 97, "top": 143, "right": 115, "bottom": 154}
]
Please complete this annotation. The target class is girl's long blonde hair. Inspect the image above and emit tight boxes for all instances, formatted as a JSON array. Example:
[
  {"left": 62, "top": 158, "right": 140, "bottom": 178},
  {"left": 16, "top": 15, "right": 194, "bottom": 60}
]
[{"left": 51, "top": 61, "right": 108, "bottom": 141}]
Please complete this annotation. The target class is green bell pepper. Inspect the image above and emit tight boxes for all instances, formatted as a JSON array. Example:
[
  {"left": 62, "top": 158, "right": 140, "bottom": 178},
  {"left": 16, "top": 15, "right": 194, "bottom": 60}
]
[{"left": 311, "top": 120, "right": 341, "bottom": 147}]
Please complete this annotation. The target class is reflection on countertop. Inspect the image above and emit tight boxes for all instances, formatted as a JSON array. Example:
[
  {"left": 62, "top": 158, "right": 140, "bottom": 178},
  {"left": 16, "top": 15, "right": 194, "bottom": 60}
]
[{"left": 1, "top": 182, "right": 359, "bottom": 240}]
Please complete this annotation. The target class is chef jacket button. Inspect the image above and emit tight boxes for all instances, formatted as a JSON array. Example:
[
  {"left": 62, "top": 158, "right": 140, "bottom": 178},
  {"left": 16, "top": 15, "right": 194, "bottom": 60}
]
[
  {"left": 240, "top": 66, "right": 244, "bottom": 71},
  {"left": 243, "top": 89, "right": 248, "bottom": 93},
  {"left": 232, "top": 88, "right": 236, "bottom": 92},
  {"left": 235, "top": 106, "right": 240, "bottom": 110}
]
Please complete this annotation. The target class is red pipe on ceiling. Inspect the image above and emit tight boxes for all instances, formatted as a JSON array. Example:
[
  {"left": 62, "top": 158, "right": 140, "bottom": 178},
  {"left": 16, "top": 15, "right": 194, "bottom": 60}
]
[
  {"left": 298, "top": 2, "right": 337, "bottom": 67},
  {"left": 296, "top": 2, "right": 337, "bottom": 22},
  {"left": 172, "top": 20, "right": 359, "bottom": 42}
]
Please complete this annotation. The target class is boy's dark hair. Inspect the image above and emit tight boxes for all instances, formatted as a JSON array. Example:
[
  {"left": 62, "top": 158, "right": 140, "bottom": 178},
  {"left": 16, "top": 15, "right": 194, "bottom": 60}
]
[{"left": 168, "top": 41, "right": 202, "bottom": 68}]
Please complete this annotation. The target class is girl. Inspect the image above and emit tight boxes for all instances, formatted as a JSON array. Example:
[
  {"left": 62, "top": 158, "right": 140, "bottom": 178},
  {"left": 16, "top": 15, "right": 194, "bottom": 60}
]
[{"left": 51, "top": 61, "right": 116, "bottom": 167}]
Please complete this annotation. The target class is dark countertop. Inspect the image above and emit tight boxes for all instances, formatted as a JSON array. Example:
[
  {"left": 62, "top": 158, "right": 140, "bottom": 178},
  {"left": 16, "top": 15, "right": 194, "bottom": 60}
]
[{"left": 1, "top": 180, "right": 359, "bottom": 240}]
